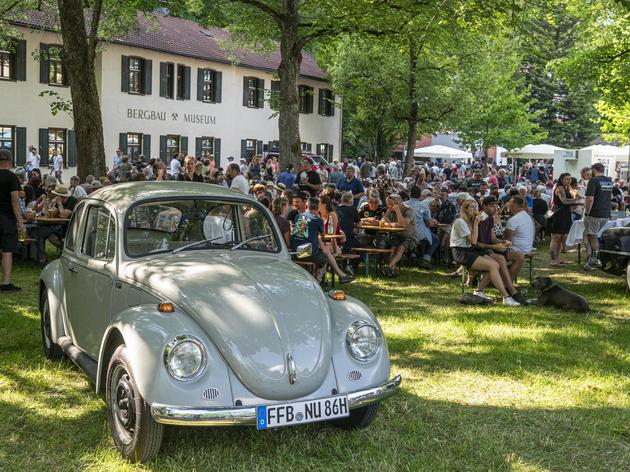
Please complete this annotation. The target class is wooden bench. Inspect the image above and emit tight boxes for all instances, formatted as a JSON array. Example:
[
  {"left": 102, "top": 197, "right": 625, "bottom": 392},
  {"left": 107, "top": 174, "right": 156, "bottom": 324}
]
[
  {"left": 17, "top": 238, "right": 36, "bottom": 260},
  {"left": 295, "top": 261, "right": 317, "bottom": 275},
  {"left": 351, "top": 248, "right": 394, "bottom": 276},
  {"left": 460, "top": 250, "right": 537, "bottom": 294}
]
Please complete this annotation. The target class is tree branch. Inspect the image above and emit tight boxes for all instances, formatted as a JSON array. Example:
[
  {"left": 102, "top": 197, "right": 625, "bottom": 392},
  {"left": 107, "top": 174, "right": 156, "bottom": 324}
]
[
  {"left": 0, "top": 0, "right": 25, "bottom": 19},
  {"left": 232, "top": 0, "right": 284, "bottom": 23},
  {"left": 88, "top": 0, "right": 102, "bottom": 57}
]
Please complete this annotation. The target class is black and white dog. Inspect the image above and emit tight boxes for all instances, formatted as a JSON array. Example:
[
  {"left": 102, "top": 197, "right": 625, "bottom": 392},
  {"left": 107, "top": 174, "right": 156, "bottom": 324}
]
[{"left": 531, "top": 276, "right": 590, "bottom": 313}]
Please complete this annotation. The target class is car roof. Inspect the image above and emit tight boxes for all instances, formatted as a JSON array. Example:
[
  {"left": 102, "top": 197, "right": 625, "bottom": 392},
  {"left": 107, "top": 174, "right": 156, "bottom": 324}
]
[{"left": 85, "top": 181, "right": 254, "bottom": 210}]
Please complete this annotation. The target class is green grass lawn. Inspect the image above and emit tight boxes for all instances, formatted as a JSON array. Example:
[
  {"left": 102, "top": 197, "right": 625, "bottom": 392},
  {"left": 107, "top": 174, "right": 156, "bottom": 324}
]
[{"left": 1, "top": 248, "right": 629, "bottom": 471}]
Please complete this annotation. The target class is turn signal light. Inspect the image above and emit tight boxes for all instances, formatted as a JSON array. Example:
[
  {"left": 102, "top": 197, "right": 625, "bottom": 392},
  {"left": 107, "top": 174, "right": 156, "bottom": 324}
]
[
  {"left": 328, "top": 290, "right": 346, "bottom": 301},
  {"left": 158, "top": 302, "right": 175, "bottom": 313}
]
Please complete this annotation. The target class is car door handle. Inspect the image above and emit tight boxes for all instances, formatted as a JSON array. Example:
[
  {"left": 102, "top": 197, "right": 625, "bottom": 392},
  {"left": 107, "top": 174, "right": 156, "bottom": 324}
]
[{"left": 68, "top": 263, "right": 78, "bottom": 273}]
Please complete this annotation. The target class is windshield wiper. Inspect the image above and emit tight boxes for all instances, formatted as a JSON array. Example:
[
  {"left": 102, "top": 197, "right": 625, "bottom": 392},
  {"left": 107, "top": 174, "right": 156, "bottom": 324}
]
[
  {"left": 172, "top": 236, "right": 223, "bottom": 254},
  {"left": 230, "top": 234, "right": 272, "bottom": 251}
]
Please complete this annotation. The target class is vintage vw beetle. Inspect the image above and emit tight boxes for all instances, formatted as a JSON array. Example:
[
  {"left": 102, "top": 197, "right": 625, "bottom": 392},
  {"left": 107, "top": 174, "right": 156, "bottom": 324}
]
[
  {"left": 39, "top": 182, "right": 401, "bottom": 462},
  {"left": 599, "top": 223, "right": 630, "bottom": 290}
]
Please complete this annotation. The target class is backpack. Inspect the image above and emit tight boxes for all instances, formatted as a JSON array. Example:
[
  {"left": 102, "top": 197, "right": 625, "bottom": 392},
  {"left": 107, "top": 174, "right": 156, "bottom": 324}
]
[{"left": 437, "top": 201, "right": 457, "bottom": 225}]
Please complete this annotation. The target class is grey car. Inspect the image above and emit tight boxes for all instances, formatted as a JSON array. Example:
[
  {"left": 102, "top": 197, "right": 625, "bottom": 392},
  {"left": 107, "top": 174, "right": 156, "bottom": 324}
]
[{"left": 39, "top": 182, "right": 401, "bottom": 462}]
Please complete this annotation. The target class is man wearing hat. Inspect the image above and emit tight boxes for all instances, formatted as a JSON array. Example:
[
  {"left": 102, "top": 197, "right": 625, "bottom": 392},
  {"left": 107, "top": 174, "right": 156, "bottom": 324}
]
[
  {"left": 34, "top": 185, "right": 78, "bottom": 263},
  {"left": 0, "top": 148, "right": 27, "bottom": 291},
  {"left": 239, "top": 158, "right": 248, "bottom": 176}
]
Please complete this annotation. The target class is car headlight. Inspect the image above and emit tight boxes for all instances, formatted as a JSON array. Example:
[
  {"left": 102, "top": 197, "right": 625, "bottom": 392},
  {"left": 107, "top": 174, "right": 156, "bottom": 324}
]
[
  {"left": 163, "top": 335, "right": 206, "bottom": 381},
  {"left": 346, "top": 321, "right": 381, "bottom": 362}
]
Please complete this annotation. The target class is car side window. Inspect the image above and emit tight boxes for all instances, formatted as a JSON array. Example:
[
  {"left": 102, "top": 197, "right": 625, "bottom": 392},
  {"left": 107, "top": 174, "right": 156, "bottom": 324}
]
[
  {"left": 64, "top": 203, "right": 85, "bottom": 252},
  {"left": 81, "top": 206, "right": 116, "bottom": 260}
]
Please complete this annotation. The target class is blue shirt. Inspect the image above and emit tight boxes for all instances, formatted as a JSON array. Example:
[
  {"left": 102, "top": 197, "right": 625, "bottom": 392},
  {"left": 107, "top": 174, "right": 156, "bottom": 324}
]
[
  {"left": 277, "top": 171, "right": 296, "bottom": 189},
  {"left": 406, "top": 198, "right": 433, "bottom": 243},
  {"left": 329, "top": 170, "right": 345, "bottom": 187},
  {"left": 290, "top": 211, "right": 324, "bottom": 255},
  {"left": 337, "top": 177, "right": 365, "bottom": 208}
]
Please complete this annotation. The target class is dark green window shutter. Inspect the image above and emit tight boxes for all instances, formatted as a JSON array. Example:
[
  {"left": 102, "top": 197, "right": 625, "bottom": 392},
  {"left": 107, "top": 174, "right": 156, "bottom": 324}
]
[
  {"left": 316, "top": 143, "right": 322, "bottom": 156},
  {"left": 215, "top": 71, "right": 222, "bottom": 103},
  {"left": 39, "top": 128, "right": 49, "bottom": 166},
  {"left": 143, "top": 134, "right": 151, "bottom": 159},
  {"left": 121, "top": 55, "right": 130, "bottom": 92},
  {"left": 256, "top": 79, "right": 265, "bottom": 108},
  {"left": 67, "top": 130, "right": 77, "bottom": 167},
  {"left": 270, "top": 80, "right": 280, "bottom": 111},
  {"left": 242, "top": 77, "right": 249, "bottom": 106},
  {"left": 329, "top": 92, "right": 335, "bottom": 116},
  {"left": 160, "top": 62, "right": 168, "bottom": 97},
  {"left": 328, "top": 144, "right": 333, "bottom": 161},
  {"left": 182, "top": 66, "right": 191, "bottom": 100},
  {"left": 197, "top": 68, "right": 204, "bottom": 101},
  {"left": 240, "top": 139, "right": 247, "bottom": 161},
  {"left": 214, "top": 138, "right": 221, "bottom": 166},
  {"left": 39, "top": 43, "right": 49, "bottom": 84},
  {"left": 318, "top": 89, "right": 325, "bottom": 115},
  {"left": 181, "top": 136, "right": 188, "bottom": 154},
  {"left": 307, "top": 86, "right": 314, "bottom": 113},
  {"left": 15, "top": 127, "right": 26, "bottom": 165},
  {"left": 256, "top": 140, "right": 263, "bottom": 155},
  {"left": 16, "top": 40, "right": 26, "bottom": 81},
  {"left": 143, "top": 59, "right": 152, "bottom": 95},
  {"left": 119, "top": 133, "right": 128, "bottom": 154},
  {"left": 159, "top": 135, "right": 167, "bottom": 162},
  {"left": 195, "top": 137, "right": 202, "bottom": 157}
]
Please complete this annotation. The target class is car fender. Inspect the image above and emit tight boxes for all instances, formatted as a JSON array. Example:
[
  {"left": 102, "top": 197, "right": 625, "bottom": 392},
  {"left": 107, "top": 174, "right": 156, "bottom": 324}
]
[
  {"left": 39, "top": 260, "right": 67, "bottom": 343},
  {"left": 95, "top": 305, "right": 233, "bottom": 408},
  {"left": 326, "top": 295, "right": 391, "bottom": 394}
]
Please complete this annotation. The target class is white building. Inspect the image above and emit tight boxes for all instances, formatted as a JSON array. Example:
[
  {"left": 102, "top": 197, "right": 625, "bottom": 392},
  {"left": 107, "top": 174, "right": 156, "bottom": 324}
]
[{"left": 1, "top": 12, "right": 341, "bottom": 174}]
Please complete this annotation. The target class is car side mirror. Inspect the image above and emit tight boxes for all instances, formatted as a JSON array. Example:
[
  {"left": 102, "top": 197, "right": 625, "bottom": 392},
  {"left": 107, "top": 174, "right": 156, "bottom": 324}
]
[{"left": 293, "top": 243, "right": 312, "bottom": 259}]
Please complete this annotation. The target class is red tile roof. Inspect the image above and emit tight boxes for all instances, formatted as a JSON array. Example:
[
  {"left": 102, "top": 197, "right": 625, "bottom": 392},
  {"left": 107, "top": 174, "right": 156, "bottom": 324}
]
[{"left": 11, "top": 10, "right": 328, "bottom": 81}]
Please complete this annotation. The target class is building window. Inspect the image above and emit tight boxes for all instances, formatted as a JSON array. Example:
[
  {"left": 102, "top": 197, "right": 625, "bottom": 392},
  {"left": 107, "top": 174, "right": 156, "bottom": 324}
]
[
  {"left": 317, "top": 143, "right": 331, "bottom": 158},
  {"left": 167, "top": 135, "right": 180, "bottom": 158},
  {"left": 200, "top": 137, "right": 214, "bottom": 157},
  {"left": 127, "top": 133, "right": 143, "bottom": 158},
  {"left": 48, "top": 128, "right": 66, "bottom": 160},
  {"left": 176, "top": 65, "right": 191, "bottom": 100},
  {"left": 165, "top": 62, "right": 174, "bottom": 98},
  {"left": 318, "top": 88, "right": 335, "bottom": 116},
  {"left": 128, "top": 57, "right": 143, "bottom": 94},
  {"left": 0, "top": 50, "right": 14, "bottom": 80},
  {"left": 0, "top": 125, "right": 14, "bottom": 151},
  {"left": 299, "top": 85, "right": 314, "bottom": 114},
  {"left": 247, "top": 78, "right": 258, "bottom": 107},
  {"left": 202, "top": 69, "right": 215, "bottom": 102},
  {"left": 301, "top": 142, "right": 312, "bottom": 153},
  {"left": 49, "top": 46, "right": 65, "bottom": 86},
  {"left": 244, "top": 139, "right": 257, "bottom": 161}
]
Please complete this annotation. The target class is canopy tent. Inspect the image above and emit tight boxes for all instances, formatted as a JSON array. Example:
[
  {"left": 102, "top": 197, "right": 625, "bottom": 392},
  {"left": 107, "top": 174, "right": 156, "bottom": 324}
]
[
  {"left": 505, "top": 144, "right": 566, "bottom": 160},
  {"left": 558, "top": 144, "right": 630, "bottom": 178},
  {"left": 413, "top": 145, "right": 472, "bottom": 161}
]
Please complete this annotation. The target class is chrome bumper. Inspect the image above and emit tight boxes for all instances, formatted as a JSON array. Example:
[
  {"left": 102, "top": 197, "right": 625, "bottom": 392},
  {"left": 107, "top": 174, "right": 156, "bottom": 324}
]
[{"left": 151, "top": 375, "right": 402, "bottom": 426}]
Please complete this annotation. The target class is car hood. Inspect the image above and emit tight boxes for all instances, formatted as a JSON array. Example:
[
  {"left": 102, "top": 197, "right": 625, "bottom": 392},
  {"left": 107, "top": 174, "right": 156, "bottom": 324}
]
[{"left": 122, "top": 251, "right": 332, "bottom": 400}]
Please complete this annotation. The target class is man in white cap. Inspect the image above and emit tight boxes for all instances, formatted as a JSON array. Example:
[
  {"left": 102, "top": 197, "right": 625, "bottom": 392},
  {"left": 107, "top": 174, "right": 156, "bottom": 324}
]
[{"left": 239, "top": 158, "right": 248, "bottom": 176}]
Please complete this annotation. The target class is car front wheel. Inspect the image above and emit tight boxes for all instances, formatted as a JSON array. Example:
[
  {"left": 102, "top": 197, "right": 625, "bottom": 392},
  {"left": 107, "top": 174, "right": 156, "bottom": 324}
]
[
  {"left": 40, "top": 296, "right": 64, "bottom": 360},
  {"left": 332, "top": 402, "right": 380, "bottom": 429},
  {"left": 106, "top": 345, "right": 163, "bottom": 463}
]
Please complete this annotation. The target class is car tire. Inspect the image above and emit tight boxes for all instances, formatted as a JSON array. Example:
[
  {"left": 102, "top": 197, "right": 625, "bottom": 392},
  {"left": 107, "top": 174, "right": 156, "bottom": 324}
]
[
  {"left": 40, "top": 296, "right": 64, "bottom": 360},
  {"left": 332, "top": 402, "right": 380, "bottom": 429},
  {"left": 106, "top": 345, "right": 163, "bottom": 463}
]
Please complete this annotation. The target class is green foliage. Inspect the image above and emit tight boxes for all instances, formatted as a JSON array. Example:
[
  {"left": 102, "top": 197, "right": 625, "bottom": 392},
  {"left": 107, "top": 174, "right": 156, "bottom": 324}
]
[
  {"left": 517, "top": 4, "right": 600, "bottom": 148},
  {"left": 38, "top": 90, "right": 73, "bottom": 117}
]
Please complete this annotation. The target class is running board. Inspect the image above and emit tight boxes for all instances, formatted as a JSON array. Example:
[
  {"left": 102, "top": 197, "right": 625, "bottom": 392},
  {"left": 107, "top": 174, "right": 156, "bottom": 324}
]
[{"left": 57, "top": 336, "right": 98, "bottom": 382}]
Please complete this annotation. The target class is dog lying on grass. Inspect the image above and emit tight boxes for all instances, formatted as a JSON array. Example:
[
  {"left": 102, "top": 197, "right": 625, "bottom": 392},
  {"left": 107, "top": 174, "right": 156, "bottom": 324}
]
[{"left": 531, "top": 276, "right": 590, "bottom": 313}]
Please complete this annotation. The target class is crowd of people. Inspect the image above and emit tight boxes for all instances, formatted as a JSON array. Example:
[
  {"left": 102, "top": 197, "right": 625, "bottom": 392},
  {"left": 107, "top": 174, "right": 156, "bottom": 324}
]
[{"left": 1, "top": 145, "right": 628, "bottom": 299}]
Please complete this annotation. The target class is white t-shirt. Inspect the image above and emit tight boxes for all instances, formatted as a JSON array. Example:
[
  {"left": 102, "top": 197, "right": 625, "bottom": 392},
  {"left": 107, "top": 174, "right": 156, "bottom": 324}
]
[
  {"left": 169, "top": 158, "right": 181, "bottom": 176},
  {"left": 143, "top": 165, "right": 154, "bottom": 179},
  {"left": 230, "top": 174, "right": 250, "bottom": 194},
  {"left": 25, "top": 153, "right": 38, "bottom": 170},
  {"left": 71, "top": 185, "right": 87, "bottom": 199},
  {"left": 506, "top": 210, "right": 534, "bottom": 254},
  {"left": 52, "top": 154, "right": 64, "bottom": 171},
  {"left": 450, "top": 218, "right": 472, "bottom": 248}
]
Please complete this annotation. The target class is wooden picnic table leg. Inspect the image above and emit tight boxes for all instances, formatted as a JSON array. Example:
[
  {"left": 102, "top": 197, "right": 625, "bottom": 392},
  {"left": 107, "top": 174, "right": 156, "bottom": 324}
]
[
  {"left": 577, "top": 243, "right": 581, "bottom": 265},
  {"left": 365, "top": 253, "right": 370, "bottom": 277}
]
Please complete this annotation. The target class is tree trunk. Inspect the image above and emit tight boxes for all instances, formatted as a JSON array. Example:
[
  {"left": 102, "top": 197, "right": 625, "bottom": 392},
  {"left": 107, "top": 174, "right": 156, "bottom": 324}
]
[
  {"left": 57, "top": 0, "right": 106, "bottom": 178},
  {"left": 404, "top": 41, "right": 418, "bottom": 176},
  {"left": 277, "top": 0, "right": 302, "bottom": 170}
]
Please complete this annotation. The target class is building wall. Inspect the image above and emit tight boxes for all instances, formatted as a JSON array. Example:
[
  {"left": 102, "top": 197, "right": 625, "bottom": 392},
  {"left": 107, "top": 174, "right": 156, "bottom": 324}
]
[{"left": 1, "top": 26, "right": 341, "bottom": 176}]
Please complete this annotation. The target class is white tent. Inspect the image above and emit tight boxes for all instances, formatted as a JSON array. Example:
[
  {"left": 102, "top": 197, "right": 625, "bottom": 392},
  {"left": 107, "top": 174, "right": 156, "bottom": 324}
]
[
  {"left": 506, "top": 144, "right": 566, "bottom": 160},
  {"left": 562, "top": 145, "right": 630, "bottom": 178},
  {"left": 413, "top": 145, "right": 472, "bottom": 161}
]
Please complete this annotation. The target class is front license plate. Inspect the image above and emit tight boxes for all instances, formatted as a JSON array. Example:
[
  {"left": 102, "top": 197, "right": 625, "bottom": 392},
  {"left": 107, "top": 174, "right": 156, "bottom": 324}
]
[{"left": 256, "top": 395, "right": 349, "bottom": 430}]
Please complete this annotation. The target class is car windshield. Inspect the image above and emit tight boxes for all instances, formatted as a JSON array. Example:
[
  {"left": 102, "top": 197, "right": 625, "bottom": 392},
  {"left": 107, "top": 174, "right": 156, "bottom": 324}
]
[{"left": 125, "top": 199, "right": 279, "bottom": 257}]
